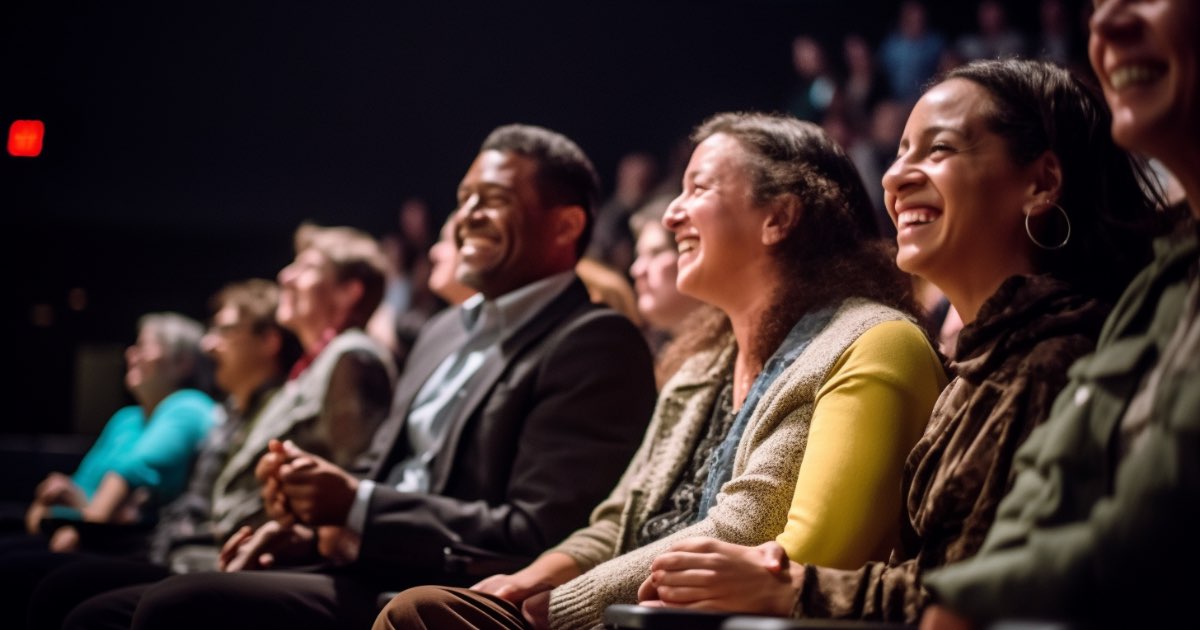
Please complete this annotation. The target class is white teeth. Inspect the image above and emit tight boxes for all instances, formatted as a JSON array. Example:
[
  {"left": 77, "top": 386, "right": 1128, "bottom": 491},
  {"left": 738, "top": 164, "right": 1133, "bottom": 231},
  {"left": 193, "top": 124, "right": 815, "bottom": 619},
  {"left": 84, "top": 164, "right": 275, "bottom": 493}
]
[
  {"left": 897, "top": 209, "right": 940, "bottom": 228},
  {"left": 677, "top": 239, "right": 698, "bottom": 255},
  {"left": 1109, "top": 64, "right": 1165, "bottom": 90}
]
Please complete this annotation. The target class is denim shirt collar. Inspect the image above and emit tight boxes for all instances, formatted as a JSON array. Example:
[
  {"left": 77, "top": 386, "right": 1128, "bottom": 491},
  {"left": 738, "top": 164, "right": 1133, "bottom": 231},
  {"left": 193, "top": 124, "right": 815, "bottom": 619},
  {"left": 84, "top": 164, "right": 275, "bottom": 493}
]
[{"left": 695, "top": 303, "right": 840, "bottom": 518}]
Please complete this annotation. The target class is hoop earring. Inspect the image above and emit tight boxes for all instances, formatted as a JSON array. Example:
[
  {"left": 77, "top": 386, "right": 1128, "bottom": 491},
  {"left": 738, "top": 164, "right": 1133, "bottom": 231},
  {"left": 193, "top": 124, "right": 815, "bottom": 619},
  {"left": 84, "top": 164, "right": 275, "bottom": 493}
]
[{"left": 1025, "top": 202, "right": 1071, "bottom": 250}]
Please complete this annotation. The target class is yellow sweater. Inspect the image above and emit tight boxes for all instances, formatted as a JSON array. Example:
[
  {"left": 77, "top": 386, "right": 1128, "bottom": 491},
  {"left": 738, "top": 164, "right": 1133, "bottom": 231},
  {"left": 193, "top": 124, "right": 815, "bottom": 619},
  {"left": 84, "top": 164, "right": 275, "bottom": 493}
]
[{"left": 776, "top": 319, "right": 947, "bottom": 569}]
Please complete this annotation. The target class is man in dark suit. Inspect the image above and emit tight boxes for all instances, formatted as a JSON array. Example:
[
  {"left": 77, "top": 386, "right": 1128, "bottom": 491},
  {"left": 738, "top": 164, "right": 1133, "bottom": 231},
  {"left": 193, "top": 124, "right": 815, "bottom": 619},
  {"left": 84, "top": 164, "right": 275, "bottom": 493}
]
[{"left": 61, "top": 124, "right": 657, "bottom": 630}]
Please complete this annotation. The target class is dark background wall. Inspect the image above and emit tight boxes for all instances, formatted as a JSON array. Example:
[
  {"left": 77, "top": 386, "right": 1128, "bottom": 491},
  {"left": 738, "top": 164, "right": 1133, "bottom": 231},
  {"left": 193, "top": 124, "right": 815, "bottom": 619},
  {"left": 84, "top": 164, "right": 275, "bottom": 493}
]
[{"left": 0, "top": 0, "right": 1088, "bottom": 435}]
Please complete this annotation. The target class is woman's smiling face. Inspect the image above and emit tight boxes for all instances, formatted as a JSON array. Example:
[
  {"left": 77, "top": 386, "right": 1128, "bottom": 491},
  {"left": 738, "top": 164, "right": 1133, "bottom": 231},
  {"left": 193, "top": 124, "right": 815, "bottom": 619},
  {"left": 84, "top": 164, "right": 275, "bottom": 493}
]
[
  {"left": 662, "top": 133, "right": 769, "bottom": 310},
  {"left": 1089, "top": 0, "right": 1199, "bottom": 159},
  {"left": 883, "top": 78, "right": 1040, "bottom": 289}
]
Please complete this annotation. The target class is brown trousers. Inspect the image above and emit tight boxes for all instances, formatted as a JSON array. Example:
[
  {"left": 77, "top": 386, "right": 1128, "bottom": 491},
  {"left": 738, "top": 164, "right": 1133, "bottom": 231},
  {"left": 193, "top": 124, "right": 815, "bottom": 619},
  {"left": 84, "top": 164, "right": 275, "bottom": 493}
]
[{"left": 375, "top": 586, "right": 531, "bottom": 630}]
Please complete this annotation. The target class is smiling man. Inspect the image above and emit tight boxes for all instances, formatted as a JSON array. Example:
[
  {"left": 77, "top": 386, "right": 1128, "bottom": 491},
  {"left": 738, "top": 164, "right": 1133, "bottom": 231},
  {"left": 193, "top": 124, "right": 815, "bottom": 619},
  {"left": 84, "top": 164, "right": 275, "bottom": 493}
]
[{"left": 63, "top": 125, "right": 658, "bottom": 630}]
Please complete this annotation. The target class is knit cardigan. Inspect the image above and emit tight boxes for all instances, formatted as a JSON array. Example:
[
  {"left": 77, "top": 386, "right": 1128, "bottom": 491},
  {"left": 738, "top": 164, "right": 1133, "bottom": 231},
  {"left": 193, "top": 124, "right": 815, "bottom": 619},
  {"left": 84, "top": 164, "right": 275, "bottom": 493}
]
[{"left": 547, "top": 298, "right": 916, "bottom": 629}]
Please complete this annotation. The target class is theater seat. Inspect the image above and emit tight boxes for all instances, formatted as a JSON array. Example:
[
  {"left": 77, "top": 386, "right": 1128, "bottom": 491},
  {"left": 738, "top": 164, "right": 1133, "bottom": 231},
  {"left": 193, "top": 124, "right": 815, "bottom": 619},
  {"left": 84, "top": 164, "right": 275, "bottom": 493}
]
[{"left": 603, "top": 605, "right": 1085, "bottom": 630}]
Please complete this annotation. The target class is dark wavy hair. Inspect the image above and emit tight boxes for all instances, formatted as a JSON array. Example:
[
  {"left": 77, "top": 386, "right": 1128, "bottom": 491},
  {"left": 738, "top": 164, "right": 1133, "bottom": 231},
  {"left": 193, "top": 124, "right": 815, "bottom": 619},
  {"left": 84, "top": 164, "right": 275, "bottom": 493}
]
[
  {"left": 941, "top": 58, "right": 1167, "bottom": 303},
  {"left": 481, "top": 124, "right": 600, "bottom": 258},
  {"left": 662, "top": 112, "right": 916, "bottom": 368}
]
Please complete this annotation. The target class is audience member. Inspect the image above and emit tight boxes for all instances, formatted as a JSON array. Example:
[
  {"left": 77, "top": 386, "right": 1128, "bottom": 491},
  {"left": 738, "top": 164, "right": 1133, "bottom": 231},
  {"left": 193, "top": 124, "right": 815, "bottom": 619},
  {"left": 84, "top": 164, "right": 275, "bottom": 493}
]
[
  {"left": 786, "top": 36, "right": 836, "bottom": 123},
  {"left": 850, "top": 99, "right": 910, "bottom": 236},
  {"left": 922, "top": 1, "right": 1200, "bottom": 626},
  {"left": 378, "top": 112, "right": 945, "bottom": 630},
  {"left": 61, "top": 124, "right": 658, "bottom": 630},
  {"left": 956, "top": 1, "right": 1027, "bottom": 62},
  {"left": 150, "top": 279, "right": 297, "bottom": 570},
  {"left": 626, "top": 192, "right": 705, "bottom": 378},
  {"left": 207, "top": 223, "right": 396, "bottom": 542},
  {"left": 879, "top": 1, "right": 945, "bottom": 103},
  {"left": 13, "top": 279, "right": 296, "bottom": 630},
  {"left": 23, "top": 313, "right": 215, "bottom": 545},
  {"left": 636, "top": 58, "right": 1163, "bottom": 626},
  {"left": 1035, "top": 0, "right": 1075, "bottom": 66},
  {"left": 369, "top": 198, "right": 436, "bottom": 365},
  {"left": 576, "top": 258, "right": 642, "bottom": 325},
  {"left": 588, "top": 151, "right": 659, "bottom": 275},
  {"left": 835, "top": 34, "right": 890, "bottom": 134},
  {"left": 427, "top": 213, "right": 477, "bottom": 307}
]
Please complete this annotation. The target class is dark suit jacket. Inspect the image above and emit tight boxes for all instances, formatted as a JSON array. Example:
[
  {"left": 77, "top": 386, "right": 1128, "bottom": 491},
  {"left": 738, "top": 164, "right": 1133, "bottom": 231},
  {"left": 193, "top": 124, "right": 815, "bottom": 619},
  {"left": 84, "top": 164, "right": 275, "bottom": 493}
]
[{"left": 350, "top": 278, "right": 657, "bottom": 580}]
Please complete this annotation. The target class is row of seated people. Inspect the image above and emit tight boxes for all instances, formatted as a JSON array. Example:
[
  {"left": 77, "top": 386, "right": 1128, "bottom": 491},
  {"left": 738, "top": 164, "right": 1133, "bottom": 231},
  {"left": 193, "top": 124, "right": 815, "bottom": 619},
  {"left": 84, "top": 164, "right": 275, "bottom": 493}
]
[{"left": 2, "top": 17, "right": 1196, "bottom": 630}]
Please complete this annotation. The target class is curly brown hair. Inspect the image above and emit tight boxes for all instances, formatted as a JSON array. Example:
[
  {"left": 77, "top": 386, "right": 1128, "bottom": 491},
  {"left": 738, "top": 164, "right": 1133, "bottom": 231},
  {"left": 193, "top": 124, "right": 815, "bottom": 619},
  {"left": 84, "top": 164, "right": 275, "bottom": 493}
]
[{"left": 661, "top": 112, "right": 916, "bottom": 371}]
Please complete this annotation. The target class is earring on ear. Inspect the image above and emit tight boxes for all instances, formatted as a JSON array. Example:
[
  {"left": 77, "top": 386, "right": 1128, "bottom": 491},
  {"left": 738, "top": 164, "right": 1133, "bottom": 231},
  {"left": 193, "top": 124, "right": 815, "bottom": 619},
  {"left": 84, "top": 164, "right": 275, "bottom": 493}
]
[{"left": 1024, "top": 200, "right": 1071, "bottom": 251}]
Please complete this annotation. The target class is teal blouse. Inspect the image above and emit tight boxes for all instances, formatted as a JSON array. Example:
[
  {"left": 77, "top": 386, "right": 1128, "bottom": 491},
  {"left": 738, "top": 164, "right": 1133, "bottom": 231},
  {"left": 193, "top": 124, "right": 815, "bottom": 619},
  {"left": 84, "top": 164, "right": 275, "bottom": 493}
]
[{"left": 71, "top": 388, "right": 216, "bottom": 506}]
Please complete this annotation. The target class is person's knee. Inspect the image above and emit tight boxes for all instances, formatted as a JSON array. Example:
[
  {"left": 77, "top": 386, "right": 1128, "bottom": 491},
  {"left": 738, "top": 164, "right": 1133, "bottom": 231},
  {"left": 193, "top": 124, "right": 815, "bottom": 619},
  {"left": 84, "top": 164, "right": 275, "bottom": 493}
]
[
  {"left": 377, "top": 585, "right": 445, "bottom": 630},
  {"left": 130, "top": 575, "right": 216, "bottom": 630},
  {"left": 379, "top": 585, "right": 525, "bottom": 630},
  {"left": 63, "top": 590, "right": 132, "bottom": 630}
]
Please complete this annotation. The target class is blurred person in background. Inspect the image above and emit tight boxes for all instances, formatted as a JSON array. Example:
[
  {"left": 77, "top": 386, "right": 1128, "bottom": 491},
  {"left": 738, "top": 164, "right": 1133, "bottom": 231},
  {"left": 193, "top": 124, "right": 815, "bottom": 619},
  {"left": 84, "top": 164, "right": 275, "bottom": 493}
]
[
  {"left": 576, "top": 259, "right": 642, "bottom": 326},
  {"left": 588, "top": 152, "right": 659, "bottom": 275},
  {"left": 956, "top": 0, "right": 1027, "bottom": 62},
  {"left": 879, "top": 1, "right": 945, "bottom": 104},
  {"left": 835, "top": 34, "right": 890, "bottom": 135},
  {"left": 206, "top": 223, "right": 396, "bottom": 544},
  {"left": 627, "top": 192, "right": 705, "bottom": 382},
  {"left": 23, "top": 313, "right": 216, "bottom": 546},
  {"left": 13, "top": 279, "right": 298, "bottom": 630},
  {"left": 427, "top": 213, "right": 478, "bottom": 307},
  {"left": 370, "top": 198, "right": 435, "bottom": 366},
  {"left": 786, "top": 36, "right": 836, "bottom": 123}
]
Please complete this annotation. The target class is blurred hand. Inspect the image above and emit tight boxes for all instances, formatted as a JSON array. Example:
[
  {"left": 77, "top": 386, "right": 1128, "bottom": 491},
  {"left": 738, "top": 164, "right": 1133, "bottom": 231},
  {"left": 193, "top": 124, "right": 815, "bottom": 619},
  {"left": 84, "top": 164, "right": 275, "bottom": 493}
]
[
  {"left": 35, "top": 472, "right": 84, "bottom": 505},
  {"left": 276, "top": 441, "right": 358, "bottom": 526},
  {"left": 315, "top": 526, "right": 361, "bottom": 565},
  {"left": 256, "top": 440, "right": 292, "bottom": 522},
  {"left": 219, "top": 521, "right": 315, "bottom": 572},
  {"left": 25, "top": 503, "right": 48, "bottom": 536},
  {"left": 48, "top": 525, "right": 81, "bottom": 553},
  {"left": 637, "top": 537, "right": 795, "bottom": 616},
  {"left": 920, "top": 605, "right": 977, "bottom": 630},
  {"left": 521, "top": 590, "right": 552, "bottom": 630},
  {"left": 472, "top": 572, "right": 556, "bottom": 605},
  {"left": 109, "top": 486, "right": 151, "bottom": 524}
]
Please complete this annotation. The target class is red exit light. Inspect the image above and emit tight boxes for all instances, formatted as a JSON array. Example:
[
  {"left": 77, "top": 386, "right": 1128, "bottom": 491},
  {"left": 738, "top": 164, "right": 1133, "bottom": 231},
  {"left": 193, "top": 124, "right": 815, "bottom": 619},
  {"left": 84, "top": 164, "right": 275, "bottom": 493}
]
[{"left": 8, "top": 120, "right": 45, "bottom": 157}]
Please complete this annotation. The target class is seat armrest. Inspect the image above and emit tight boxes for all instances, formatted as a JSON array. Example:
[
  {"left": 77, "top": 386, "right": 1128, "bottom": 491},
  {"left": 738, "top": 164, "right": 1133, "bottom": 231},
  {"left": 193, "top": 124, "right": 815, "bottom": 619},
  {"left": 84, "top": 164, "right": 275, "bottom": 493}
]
[
  {"left": 603, "top": 604, "right": 734, "bottom": 630},
  {"left": 442, "top": 542, "right": 533, "bottom": 578},
  {"left": 722, "top": 616, "right": 913, "bottom": 629}
]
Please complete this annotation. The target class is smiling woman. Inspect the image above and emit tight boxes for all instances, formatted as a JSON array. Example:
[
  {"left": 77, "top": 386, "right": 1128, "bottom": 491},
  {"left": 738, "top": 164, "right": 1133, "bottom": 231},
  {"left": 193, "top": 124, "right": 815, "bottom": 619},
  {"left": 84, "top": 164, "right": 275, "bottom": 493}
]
[
  {"left": 22, "top": 313, "right": 216, "bottom": 540},
  {"left": 919, "top": 2, "right": 1200, "bottom": 627},
  {"left": 884, "top": 62, "right": 1163, "bottom": 323}
]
